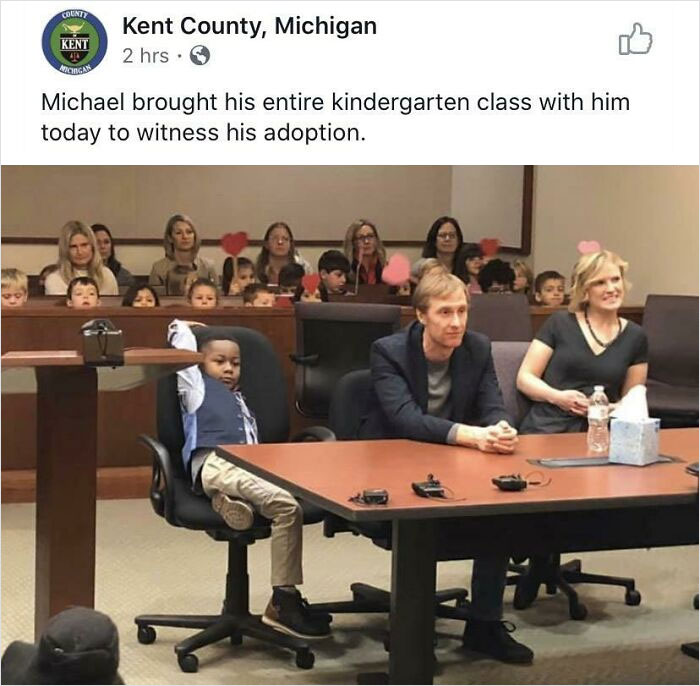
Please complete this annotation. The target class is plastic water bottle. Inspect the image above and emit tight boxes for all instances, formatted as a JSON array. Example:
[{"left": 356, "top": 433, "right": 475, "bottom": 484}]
[{"left": 587, "top": 385, "right": 610, "bottom": 454}]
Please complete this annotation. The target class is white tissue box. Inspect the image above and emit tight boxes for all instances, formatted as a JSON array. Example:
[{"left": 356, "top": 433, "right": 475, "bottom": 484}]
[{"left": 608, "top": 418, "right": 661, "bottom": 466}]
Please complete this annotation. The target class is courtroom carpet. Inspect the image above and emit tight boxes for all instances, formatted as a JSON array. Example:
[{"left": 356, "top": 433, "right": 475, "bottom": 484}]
[{"left": 1, "top": 499, "right": 698, "bottom": 685}]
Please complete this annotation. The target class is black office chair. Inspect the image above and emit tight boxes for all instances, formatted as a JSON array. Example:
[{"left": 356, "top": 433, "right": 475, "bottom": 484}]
[
  {"left": 134, "top": 326, "right": 333, "bottom": 673},
  {"left": 310, "top": 369, "right": 469, "bottom": 623},
  {"left": 468, "top": 294, "right": 533, "bottom": 341},
  {"left": 643, "top": 295, "right": 699, "bottom": 428},
  {"left": 490, "top": 341, "right": 641, "bottom": 620},
  {"left": 290, "top": 302, "right": 402, "bottom": 418}
]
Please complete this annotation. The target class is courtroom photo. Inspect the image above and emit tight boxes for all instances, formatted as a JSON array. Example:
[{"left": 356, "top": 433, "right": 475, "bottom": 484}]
[{"left": 1, "top": 165, "right": 698, "bottom": 685}]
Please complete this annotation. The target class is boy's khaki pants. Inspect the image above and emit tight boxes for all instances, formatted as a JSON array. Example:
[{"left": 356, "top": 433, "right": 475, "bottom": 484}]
[{"left": 200, "top": 453, "right": 303, "bottom": 587}]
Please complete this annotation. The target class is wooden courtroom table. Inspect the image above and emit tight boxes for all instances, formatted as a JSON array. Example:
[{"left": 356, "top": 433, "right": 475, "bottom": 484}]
[
  {"left": 0, "top": 304, "right": 644, "bottom": 494},
  {"left": 218, "top": 429, "right": 698, "bottom": 685},
  {"left": 1, "top": 348, "right": 201, "bottom": 637}
]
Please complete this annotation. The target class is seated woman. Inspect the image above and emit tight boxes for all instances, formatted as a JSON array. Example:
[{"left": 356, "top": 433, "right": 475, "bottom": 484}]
[
  {"left": 517, "top": 249, "right": 647, "bottom": 435},
  {"left": 412, "top": 216, "right": 464, "bottom": 279},
  {"left": 149, "top": 214, "right": 217, "bottom": 295},
  {"left": 513, "top": 249, "right": 648, "bottom": 608},
  {"left": 91, "top": 224, "right": 134, "bottom": 287},
  {"left": 44, "top": 221, "right": 119, "bottom": 296},
  {"left": 254, "top": 222, "right": 311, "bottom": 285},
  {"left": 342, "top": 219, "right": 386, "bottom": 287},
  {"left": 454, "top": 243, "right": 485, "bottom": 294}
]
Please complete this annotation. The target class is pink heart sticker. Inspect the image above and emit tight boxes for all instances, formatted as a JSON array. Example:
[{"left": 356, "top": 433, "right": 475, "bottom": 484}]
[
  {"left": 301, "top": 273, "right": 321, "bottom": 293},
  {"left": 221, "top": 232, "right": 249, "bottom": 256},
  {"left": 381, "top": 254, "right": 411, "bottom": 286},
  {"left": 577, "top": 240, "right": 601, "bottom": 255},
  {"left": 480, "top": 238, "right": 500, "bottom": 257}
]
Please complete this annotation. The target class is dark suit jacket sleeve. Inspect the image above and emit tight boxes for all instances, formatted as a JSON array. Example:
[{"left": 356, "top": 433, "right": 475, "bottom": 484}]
[
  {"left": 473, "top": 345, "right": 512, "bottom": 427},
  {"left": 370, "top": 341, "right": 456, "bottom": 444}
]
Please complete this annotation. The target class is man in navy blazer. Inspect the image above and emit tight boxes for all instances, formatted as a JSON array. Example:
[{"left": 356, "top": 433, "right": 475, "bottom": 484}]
[{"left": 360, "top": 271, "right": 533, "bottom": 665}]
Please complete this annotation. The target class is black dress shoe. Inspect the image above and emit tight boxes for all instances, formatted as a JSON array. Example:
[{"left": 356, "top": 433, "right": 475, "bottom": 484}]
[
  {"left": 513, "top": 555, "right": 549, "bottom": 609},
  {"left": 462, "top": 619, "right": 534, "bottom": 664},
  {"left": 513, "top": 572, "right": 541, "bottom": 609}
]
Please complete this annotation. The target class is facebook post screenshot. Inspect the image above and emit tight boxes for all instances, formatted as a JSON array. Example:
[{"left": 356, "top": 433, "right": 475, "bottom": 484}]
[{"left": 1, "top": 1, "right": 698, "bottom": 684}]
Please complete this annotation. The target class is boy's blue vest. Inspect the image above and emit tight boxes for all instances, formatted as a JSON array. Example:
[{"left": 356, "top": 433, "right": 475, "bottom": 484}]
[{"left": 181, "top": 374, "right": 249, "bottom": 471}]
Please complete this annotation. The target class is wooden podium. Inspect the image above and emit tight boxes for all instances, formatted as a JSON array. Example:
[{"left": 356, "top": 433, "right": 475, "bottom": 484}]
[{"left": 1, "top": 348, "right": 200, "bottom": 637}]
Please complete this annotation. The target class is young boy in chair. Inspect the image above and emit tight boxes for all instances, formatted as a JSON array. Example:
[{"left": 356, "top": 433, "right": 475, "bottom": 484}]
[{"left": 168, "top": 320, "right": 331, "bottom": 640}]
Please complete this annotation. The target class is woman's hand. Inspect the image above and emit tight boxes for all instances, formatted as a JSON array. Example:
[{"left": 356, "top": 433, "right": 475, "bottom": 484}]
[{"left": 552, "top": 389, "right": 589, "bottom": 416}]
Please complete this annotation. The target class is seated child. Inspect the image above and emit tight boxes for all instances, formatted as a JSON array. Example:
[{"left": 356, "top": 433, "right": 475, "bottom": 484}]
[
  {"left": 293, "top": 282, "right": 327, "bottom": 303},
  {"left": 1, "top": 268, "right": 28, "bottom": 308},
  {"left": 278, "top": 263, "right": 305, "bottom": 295},
  {"left": 168, "top": 320, "right": 331, "bottom": 639},
  {"left": 243, "top": 283, "right": 276, "bottom": 307},
  {"left": 187, "top": 278, "right": 219, "bottom": 309},
  {"left": 317, "top": 250, "right": 350, "bottom": 294},
  {"left": 67, "top": 276, "right": 101, "bottom": 309},
  {"left": 223, "top": 257, "right": 255, "bottom": 295},
  {"left": 512, "top": 259, "right": 533, "bottom": 295},
  {"left": 477, "top": 259, "right": 516, "bottom": 294},
  {"left": 533, "top": 270, "right": 566, "bottom": 307},
  {"left": 122, "top": 284, "right": 160, "bottom": 308}
]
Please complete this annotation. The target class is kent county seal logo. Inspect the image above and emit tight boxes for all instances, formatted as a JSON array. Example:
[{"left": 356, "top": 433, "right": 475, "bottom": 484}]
[{"left": 42, "top": 9, "right": 107, "bottom": 74}]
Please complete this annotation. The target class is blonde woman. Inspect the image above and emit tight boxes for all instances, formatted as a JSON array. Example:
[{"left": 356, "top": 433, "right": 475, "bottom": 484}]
[
  {"left": 44, "top": 221, "right": 119, "bottom": 295},
  {"left": 342, "top": 219, "right": 387, "bottom": 286},
  {"left": 149, "top": 214, "right": 217, "bottom": 295},
  {"left": 517, "top": 250, "right": 648, "bottom": 434}
]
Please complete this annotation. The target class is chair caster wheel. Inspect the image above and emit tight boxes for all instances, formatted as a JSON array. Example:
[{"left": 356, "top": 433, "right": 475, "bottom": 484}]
[
  {"left": 136, "top": 625, "right": 156, "bottom": 644},
  {"left": 177, "top": 652, "right": 199, "bottom": 673},
  {"left": 296, "top": 649, "right": 315, "bottom": 669},
  {"left": 569, "top": 603, "right": 588, "bottom": 620},
  {"left": 625, "top": 589, "right": 641, "bottom": 606}
]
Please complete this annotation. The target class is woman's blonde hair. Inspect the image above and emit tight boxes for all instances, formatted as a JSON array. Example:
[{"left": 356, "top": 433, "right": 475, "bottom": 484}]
[
  {"left": 57, "top": 221, "right": 106, "bottom": 287},
  {"left": 413, "top": 271, "right": 469, "bottom": 313},
  {"left": 568, "top": 250, "right": 630, "bottom": 312},
  {"left": 512, "top": 259, "right": 534, "bottom": 290},
  {"left": 342, "top": 219, "right": 387, "bottom": 265},
  {"left": 164, "top": 214, "right": 200, "bottom": 260}
]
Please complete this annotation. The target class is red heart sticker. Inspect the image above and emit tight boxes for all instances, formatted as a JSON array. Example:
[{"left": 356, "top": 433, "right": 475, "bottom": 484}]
[
  {"left": 274, "top": 295, "right": 293, "bottom": 308},
  {"left": 301, "top": 273, "right": 321, "bottom": 293},
  {"left": 479, "top": 238, "right": 500, "bottom": 256},
  {"left": 221, "top": 232, "right": 249, "bottom": 256},
  {"left": 577, "top": 240, "right": 601, "bottom": 255},
  {"left": 381, "top": 254, "right": 411, "bottom": 286}
]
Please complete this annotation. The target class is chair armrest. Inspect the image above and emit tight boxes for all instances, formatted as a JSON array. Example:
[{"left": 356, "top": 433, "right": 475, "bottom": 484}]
[
  {"left": 138, "top": 434, "right": 177, "bottom": 525},
  {"left": 291, "top": 426, "right": 336, "bottom": 442}
]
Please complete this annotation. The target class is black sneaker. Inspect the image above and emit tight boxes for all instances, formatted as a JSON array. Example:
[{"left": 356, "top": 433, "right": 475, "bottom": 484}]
[
  {"left": 262, "top": 589, "right": 331, "bottom": 640},
  {"left": 298, "top": 594, "right": 333, "bottom": 626},
  {"left": 462, "top": 619, "right": 533, "bottom": 664}
]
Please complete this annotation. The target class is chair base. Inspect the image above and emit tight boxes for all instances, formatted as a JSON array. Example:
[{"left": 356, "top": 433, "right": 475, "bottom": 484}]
[
  {"left": 134, "top": 611, "right": 315, "bottom": 672},
  {"left": 508, "top": 556, "right": 640, "bottom": 620},
  {"left": 681, "top": 642, "right": 699, "bottom": 660},
  {"left": 134, "top": 539, "right": 316, "bottom": 672},
  {"left": 310, "top": 582, "right": 469, "bottom": 620}
]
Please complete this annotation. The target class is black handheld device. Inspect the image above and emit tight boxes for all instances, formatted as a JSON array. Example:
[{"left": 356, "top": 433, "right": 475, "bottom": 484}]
[
  {"left": 412, "top": 474, "right": 445, "bottom": 498},
  {"left": 492, "top": 474, "right": 528, "bottom": 492}
]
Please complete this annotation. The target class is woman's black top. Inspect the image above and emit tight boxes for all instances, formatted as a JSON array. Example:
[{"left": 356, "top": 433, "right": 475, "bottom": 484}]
[{"left": 519, "top": 311, "right": 648, "bottom": 434}]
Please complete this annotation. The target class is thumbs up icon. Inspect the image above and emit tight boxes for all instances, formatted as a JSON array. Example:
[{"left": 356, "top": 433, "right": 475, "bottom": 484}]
[{"left": 619, "top": 23, "right": 653, "bottom": 55}]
